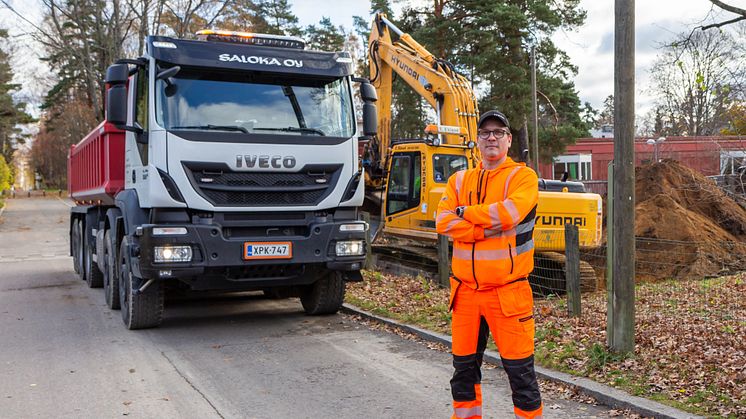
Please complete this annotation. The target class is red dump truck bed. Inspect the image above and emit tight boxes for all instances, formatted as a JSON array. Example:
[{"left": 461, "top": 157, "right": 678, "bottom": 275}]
[{"left": 67, "top": 121, "right": 125, "bottom": 205}]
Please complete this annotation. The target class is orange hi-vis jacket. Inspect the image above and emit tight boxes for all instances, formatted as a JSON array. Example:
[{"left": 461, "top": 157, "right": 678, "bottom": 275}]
[{"left": 436, "top": 158, "right": 539, "bottom": 290}]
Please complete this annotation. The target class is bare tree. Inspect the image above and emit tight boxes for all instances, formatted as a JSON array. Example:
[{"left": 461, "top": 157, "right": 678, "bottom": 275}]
[
  {"left": 159, "top": 0, "right": 233, "bottom": 38},
  {"left": 27, "top": 0, "right": 136, "bottom": 119},
  {"left": 702, "top": 1, "right": 746, "bottom": 31},
  {"left": 31, "top": 100, "right": 98, "bottom": 189},
  {"left": 649, "top": 29, "right": 745, "bottom": 136}
]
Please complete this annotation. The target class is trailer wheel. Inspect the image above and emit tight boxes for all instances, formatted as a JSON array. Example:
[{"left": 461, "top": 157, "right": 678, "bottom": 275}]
[
  {"left": 84, "top": 223, "right": 103, "bottom": 288},
  {"left": 72, "top": 219, "right": 83, "bottom": 277},
  {"left": 103, "top": 230, "right": 120, "bottom": 309},
  {"left": 301, "top": 270, "right": 345, "bottom": 315},
  {"left": 119, "top": 238, "right": 163, "bottom": 329}
]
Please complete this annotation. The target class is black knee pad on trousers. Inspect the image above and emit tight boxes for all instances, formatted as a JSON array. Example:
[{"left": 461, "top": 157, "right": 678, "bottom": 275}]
[
  {"left": 451, "top": 354, "right": 481, "bottom": 401},
  {"left": 502, "top": 355, "right": 542, "bottom": 411}
]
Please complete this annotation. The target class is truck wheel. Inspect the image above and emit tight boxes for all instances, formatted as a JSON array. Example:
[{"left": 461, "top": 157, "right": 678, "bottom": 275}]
[
  {"left": 103, "top": 230, "right": 120, "bottom": 309},
  {"left": 119, "top": 239, "right": 163, "bottom": 329},
  {"left": 84, "top": 223, "right": 103, "bottom": 288},
  {"left": 301, "top": 271, "right": 345, "bottom": 315},
  {"left": 72, "top": 219, "right": 83, "bottom": 277}
]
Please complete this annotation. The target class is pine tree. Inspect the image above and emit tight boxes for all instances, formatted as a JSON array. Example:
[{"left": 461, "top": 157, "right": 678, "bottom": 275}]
[
  {"left": 597, "top": 95, "right": 614, "bottom": 127},
  {"left": 304, "top": 17, "right": 346, "bottom": 51},
  {"left": 257, "top": 0, "right": 301, "bottom": 36},
  {"left": 370, "top": 0, "right": 394, "bottom": 16},
  {"left": 215, "top": 0, "right": 270, "bottom": 32},
  {"left": 402, "top": 0, "right": 588, "bottom": 161}
]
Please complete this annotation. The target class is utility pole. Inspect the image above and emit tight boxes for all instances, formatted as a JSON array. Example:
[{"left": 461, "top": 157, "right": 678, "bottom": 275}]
[
  {"left": 530, "top": 47, "right": 540, "bottom": 175},
  {"left": 612, "top": 0, "right": 636, "bottom": 354}
]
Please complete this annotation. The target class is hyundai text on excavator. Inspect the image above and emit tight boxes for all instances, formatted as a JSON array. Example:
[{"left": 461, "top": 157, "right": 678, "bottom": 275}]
[{"left": 362, "top": 13, "right": 603, "bottom": 293}]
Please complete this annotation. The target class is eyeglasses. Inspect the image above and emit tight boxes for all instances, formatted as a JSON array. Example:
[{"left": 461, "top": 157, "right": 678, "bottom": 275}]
[{"left": 477, "top": 129, "right": 510, "bottom": 140}]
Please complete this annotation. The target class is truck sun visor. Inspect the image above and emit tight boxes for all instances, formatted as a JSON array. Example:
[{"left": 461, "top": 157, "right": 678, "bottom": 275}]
[{"left": 148, "top": 36, "right": 352, "bottom": 78}]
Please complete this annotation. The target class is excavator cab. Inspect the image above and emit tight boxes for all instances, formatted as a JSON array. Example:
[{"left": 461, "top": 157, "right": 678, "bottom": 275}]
[{"left": 383, "top": 142, "right": 472, "bottom": 239}]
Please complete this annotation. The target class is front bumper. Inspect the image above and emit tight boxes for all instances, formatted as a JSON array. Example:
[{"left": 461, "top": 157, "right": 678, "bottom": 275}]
[{"left": 130, "top": 215, "right": 366, "bottom": 289}]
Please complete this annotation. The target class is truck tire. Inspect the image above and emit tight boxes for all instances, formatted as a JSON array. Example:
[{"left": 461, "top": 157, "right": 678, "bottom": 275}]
[
  {"left": 301, "top": 270, "right": 345, "bottom": 315},
  {"left": 103, "top": 230, "right": 120, "bottom": 309},
  {"left": 72, "top": 219, "right": 83, "bottom": 277},
  {"left": 84, "top": 223, "right": 104, "bottom": 288},
  {"left": 119, "top": 239, "right": 163, "bottom": 329}
]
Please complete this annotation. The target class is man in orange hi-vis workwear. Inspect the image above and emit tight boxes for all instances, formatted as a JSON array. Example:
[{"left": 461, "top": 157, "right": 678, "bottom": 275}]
[{"left": 436, "top": 110, "right": 542, "bottom": 419}]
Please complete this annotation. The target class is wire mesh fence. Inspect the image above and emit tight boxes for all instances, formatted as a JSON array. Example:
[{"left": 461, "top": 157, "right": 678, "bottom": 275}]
[{"left": 529, "top": 236, "right": 746, "bottom": 300}]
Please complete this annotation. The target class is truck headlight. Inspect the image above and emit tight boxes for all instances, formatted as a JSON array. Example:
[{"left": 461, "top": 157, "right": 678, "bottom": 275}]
[
  {"left": 335, "top": 240, "right": 364, "bottom": 256},
  {"left": 154, "top": 246, "right": 193, "bottom": 263}
]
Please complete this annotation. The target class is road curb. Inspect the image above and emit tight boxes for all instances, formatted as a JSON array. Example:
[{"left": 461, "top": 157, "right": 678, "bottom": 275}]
[{"left": 341, "top": 303, "right": 702, "bottom": 419}]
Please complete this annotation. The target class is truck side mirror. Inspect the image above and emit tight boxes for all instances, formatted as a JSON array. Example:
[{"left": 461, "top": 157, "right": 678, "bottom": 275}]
[
  {"left": 105, "top": 63, "right": 129, "bottom": 85},
  {"left": 105, "top": 63, "right": 129, "bottom": 127},
  {"left": 357, "top": 80, "right": 377, "bottom": 136},
  {"left": 362, "top": 102, "right": 377, "bottom": 137},
  {"left": 360, "top": 82, "right": 377, "bottom": 102},
  {"left": 106, "top": 85, "right": 127, "bottom": 127}
]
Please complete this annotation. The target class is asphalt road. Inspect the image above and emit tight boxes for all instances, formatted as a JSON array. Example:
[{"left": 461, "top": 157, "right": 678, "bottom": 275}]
[{"left": 0, "top": 198, "right": 614, "bottom": 418}]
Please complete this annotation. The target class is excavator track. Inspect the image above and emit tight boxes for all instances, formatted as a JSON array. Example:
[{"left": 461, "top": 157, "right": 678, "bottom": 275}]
[{"left": 530, "top": 251, "right": 599, "bottom": 296}]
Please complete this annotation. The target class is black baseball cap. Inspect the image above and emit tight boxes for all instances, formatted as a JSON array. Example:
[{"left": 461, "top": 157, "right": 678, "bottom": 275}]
[{"left": 478, "top": 110, "right": 510, "bottom": 130}]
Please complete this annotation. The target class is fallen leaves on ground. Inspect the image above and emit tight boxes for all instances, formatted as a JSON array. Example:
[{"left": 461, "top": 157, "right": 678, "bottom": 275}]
[{"left": 347, "top": 270, "right": 746, "bottom": 418}]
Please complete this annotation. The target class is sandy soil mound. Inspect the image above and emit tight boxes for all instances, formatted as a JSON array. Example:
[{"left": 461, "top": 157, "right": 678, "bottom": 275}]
[{"left": 633, "top": 160, "right": 746, "bottom": 279}]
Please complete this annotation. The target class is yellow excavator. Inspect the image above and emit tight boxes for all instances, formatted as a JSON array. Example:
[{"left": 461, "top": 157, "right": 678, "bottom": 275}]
[{"left": 362, "top": 13, "right": 603, "bottom": 293}]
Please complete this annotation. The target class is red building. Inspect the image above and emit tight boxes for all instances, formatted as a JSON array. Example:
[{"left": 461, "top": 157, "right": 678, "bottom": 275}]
[{"left": 537, "top": 136, "right": 746, "bottom": 185}]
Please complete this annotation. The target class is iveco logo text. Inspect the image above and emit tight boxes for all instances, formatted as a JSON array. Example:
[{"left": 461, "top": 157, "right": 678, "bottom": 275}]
[
  {"left": 218, "top": 54, "right": 303, "bottom": 68},
  {"left": 236, "top": 155, "right": 297, "bottom": 169}
]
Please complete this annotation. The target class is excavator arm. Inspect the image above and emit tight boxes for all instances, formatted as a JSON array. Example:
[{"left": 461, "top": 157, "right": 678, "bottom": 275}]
[{"left": 366, "top": 13, "right": 480, "bottom": 180}]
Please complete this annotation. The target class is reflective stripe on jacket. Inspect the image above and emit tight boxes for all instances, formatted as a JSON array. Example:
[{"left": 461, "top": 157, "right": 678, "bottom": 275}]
[{"left": 436, "top": 158, "right": 539, "bottom": 289}]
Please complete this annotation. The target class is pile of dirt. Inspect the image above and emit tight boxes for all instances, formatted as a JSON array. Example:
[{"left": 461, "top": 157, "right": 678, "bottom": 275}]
[{"left": 633, "top": 159, "right": 746, "bottom": 280}]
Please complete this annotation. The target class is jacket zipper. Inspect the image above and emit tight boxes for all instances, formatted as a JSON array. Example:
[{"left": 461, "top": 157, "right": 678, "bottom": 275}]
[
  {"left": 471, "top": 170, "right": 486, "bottom": 289},
  {"left": 471, "top": 244, "right": 478, "bottom": 289},
  {"left": 508, "top": 243, "right": 514, "bottom": 274}
]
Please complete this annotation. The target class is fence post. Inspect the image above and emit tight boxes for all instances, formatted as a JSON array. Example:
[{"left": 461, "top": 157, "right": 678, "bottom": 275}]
[
  {"left": 606, "top": 162, "right": 615, "bottom": 346},
  {"left": 361, "top": 211, "right": 373, "bottom": 270},
  {"left": 565, "top": 223, "right": 581, "bottom": 317},
  {"left": 437, "top": 234, "right": 450, "bottom": 288}
]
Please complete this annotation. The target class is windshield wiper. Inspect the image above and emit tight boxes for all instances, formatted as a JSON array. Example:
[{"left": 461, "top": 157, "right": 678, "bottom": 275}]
[
  {"left": 170, "top": 124, "right": 248, "bottom": 133},
  {"left": 253, "top": 127, "right": 326, "bottom": 136},
  {"left": 282, "top": 86, "right": 308, "bottom": 129}
]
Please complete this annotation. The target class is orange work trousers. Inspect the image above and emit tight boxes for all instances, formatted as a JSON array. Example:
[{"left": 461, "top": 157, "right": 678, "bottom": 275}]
[{"left": 449, "top": 278, "right": 543, "bottom": 419}]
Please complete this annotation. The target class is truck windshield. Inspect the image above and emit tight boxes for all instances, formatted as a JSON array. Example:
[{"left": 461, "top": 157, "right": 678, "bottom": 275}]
[{"left": 155, "top": 68, "right": 355, "bottom": 138}]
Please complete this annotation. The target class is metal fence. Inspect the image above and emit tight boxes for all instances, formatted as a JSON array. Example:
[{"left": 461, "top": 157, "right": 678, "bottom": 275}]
[
  {"left": 581, "top": 180, "right": 608, "bottom": 197},
  {"left": 0, "top": 189, "right": 65, "bottom": 198},
  {"left": 708, "top": 174, "right": 746, "bottom": 207},
  {"left": 527, "top": 236, "right": 746, "bottom": 297}
]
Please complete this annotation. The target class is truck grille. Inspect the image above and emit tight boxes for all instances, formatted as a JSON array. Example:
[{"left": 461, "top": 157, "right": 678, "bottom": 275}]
[{"left": 183, "top": 162, "right": 342, "bottom": 207}]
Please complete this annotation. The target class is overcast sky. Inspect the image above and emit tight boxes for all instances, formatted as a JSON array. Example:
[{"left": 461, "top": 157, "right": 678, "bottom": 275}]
[{"left": 1, "top": 0, "right": 743, "bottom": 116}]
